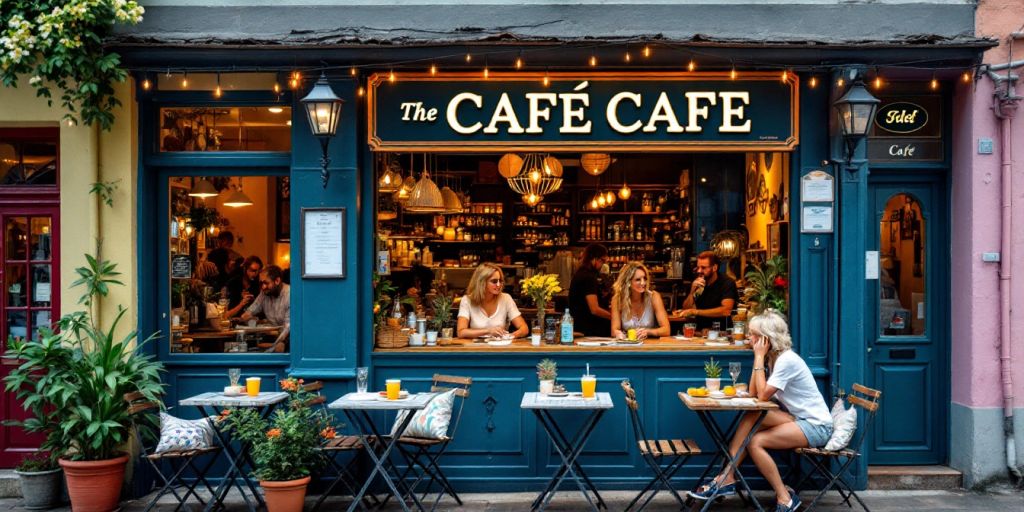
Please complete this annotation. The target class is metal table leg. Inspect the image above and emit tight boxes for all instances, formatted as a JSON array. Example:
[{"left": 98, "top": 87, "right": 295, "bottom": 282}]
[
  {"left": 343, "top": 409, "right": 424, "bottom": 512},
  {"left": 531, "top": 409, "right": 607, "bottom": 512},
  {"left": 200, "top": 406, "right": 258, "bottom": 512},
  {"left": 694, "top": 410, "right": 768, "bottom": 512}
]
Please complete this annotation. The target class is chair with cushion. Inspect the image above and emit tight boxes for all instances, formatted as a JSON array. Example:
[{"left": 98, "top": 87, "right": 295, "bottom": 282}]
[
  {"left": 794, "top": 383, "right": 882, "bottom": 511},
  {"left": 621, "top": 379, "right": 701, "bottom": 512},
  {"left": 124, "top": 392, "right": 221, "bottom": 512}
]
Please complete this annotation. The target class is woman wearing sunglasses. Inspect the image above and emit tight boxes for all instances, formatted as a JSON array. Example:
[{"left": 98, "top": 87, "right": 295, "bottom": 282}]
[{"left": 457, "top": 262, "right": 529, "bottom": 339}]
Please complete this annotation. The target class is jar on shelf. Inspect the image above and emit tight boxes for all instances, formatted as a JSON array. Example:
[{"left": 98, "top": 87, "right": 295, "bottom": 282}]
[{"left": 641, "top": 193, "right": 653, "bottom": 213}]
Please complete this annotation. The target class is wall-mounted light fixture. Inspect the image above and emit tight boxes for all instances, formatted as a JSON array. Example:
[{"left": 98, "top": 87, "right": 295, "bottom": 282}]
[
  {"left": 300, "top": 73, "right": 345, "bottom": 187},
  {"left": 833, "top": 73, "right": 880, "bottom": 172}
]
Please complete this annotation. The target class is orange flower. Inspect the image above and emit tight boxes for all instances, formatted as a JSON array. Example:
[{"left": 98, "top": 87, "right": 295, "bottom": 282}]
[
  {"left": 266, "top": 428, "right": 282, "bottom": 439},
  {"left": 220, "top": 409, "right": 231, "bottom": 416},
  {"left": 320, "top": 427, "right": 336, "bottom": 439},
  {"left": 280, "top": 379, "right": 296, "bottom": 391}
]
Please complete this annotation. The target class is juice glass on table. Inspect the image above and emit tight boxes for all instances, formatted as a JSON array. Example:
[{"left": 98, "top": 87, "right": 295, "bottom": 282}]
[
  {"left": 683, "top": 323, "right": 696, "bottom": 338},
  {"left": 627, "top": 329, "right": 637, "bottom": 341},
  {"left": 581, "top": 375, "right": 597, "bottom": 399},
  {"left": 246, "top": 376, "right": 261, "bottom": 397},
  {"left": 386, "top": 379, "right": 402, "bottom": 400}
]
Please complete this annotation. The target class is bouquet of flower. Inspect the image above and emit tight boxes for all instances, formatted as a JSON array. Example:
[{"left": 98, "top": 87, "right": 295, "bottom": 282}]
[
  {"left": 743, "top": 255, "right": 789, "bottom": 315},
  {"left": 520, "top": 274, "right": 562, "bottom": 308},
  {"left": 219, "top": 377, "right": 334, "bottom": 482}
]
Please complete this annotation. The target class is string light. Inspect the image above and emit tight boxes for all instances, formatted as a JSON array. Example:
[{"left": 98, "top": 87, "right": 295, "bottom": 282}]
[
  {"left": 687, "top": 59, "right": 696, "bottom": 72},
  {"left": 465, "top": 53, "right": 472, "bottom": 63},
  {"left": 808, "top": 75, "right": 818, "bottom": 88},
  {"left": 141, "top": 78, "right": 151, "bottom": 91},
  {"left": 483, "top": 65, "right": 489, "bottom": 79},
  {"left": 430, "top": 64, "right": 437, "bottom": 75},
  {"left": 781, "top": 69, "right": 788, "bottom": 82},
  {"left": 542, "top": 70, "right": 550, "bottom": 87},
  {"left": 273, "top": 81, "right": 281, "bottom": 94},
  {"left": 624, "top": 50, "right": 631, "bottom": 63},
  {"left": 289, "top": 71, "right": 299, "bottom": 89},
  {"left": 930, "top": 73, "right": 939, "bottom": 90},
  {"left": 873, "top": 71, "right": 882, "bottom": 90},
  {"left": 837, "top": 77, "right": 845, "bottom": 87},
  {"left": 515, "top": 53, "right": 523, "bottom": 69},
  {"left": 643, "top": 45, "right": 650, "bottom": 58},
  {"left": 388, "top": 70, "right": 396, "bottom": 83},
  {"left": 962, "top": 70, "right": 972, "bottom": 83},
  {"left": 350, "top": 66, "right": 357, "bottom": 76},
  {"left": 181, "top": 71, "right": 188, "bottom": 89},
  {"left": 357, "top": 86, "right": 365, "bottom": 97},
  {"left": 214, "top": 73, "right": 222, "bottom": 98},
  {"left": 730, "top": 66, "right": 737, "bottom": 80},
  {"left": 589, "top": 54, "right": 597, "bottom": 67}
]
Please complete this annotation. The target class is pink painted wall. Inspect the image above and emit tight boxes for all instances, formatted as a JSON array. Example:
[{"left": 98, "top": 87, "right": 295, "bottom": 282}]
[{"left": 951, "top": 0, "right": 1024, "bottom": 409}]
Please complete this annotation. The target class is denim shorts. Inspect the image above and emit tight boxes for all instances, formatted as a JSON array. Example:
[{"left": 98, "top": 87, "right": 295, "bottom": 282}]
[{"left": 796, "top": 419, "right": 833, "bottom": 448}]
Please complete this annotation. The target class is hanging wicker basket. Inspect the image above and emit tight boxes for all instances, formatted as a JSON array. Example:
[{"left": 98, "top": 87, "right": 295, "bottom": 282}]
[{"left": 376, "top": 326, "right": 411, "bottom": 348}]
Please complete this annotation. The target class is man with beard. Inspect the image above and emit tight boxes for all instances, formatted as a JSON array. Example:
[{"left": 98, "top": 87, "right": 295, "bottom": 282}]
[
  {"left": 240, "top": 265, "right": 290, "bottom": 352},
  {"left": 675, "top": 251, "right": 738, "bottom": 331}
]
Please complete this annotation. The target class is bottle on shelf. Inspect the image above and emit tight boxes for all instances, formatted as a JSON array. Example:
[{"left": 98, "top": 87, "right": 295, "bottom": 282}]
[{"left": 560, "top": 308, "right": 574, "bottom": 344}]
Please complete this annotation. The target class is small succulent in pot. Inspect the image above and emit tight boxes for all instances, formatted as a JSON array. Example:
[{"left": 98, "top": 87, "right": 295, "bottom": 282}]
[{"left": 537, "top": 359, "right": 558, "bottom": 381}]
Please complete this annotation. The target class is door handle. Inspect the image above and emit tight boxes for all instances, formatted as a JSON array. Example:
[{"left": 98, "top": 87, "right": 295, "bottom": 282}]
[{"left": 867, "top": 347, "right": 872, "bottom": 353}]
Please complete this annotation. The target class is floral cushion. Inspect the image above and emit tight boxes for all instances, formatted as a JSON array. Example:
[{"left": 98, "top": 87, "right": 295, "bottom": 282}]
[
  {"left": 824, "top": 400, "right": 857, "bottom": 451},
  {"left": 155, "top": 412, "right": 215, "bottom": 453},
  {"left": 390, "top": 389, "right": 457, "bottom": 440}
]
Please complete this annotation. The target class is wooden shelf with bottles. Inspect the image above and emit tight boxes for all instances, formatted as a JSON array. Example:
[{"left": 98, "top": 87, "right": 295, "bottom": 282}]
[{"left": 575, "top": 184, "right": 694, "bottom": 259}]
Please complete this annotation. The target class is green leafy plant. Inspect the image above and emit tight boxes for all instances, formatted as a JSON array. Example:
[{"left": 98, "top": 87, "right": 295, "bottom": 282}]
[
  {"left": 372, "top": 273, "right": 396, "bottom": 331},
  {"left": 704, "top": 357, "right": 722, "bottom": 379},
  {"left": 431, "top": 293, "right": 453, "bottom": 331},
  {"left": 188, "top": 205, "right": 221, "bottom": 232},
  {"left": 3, "top": 254, "right": 164, "bottom": 461},
  {"left": 537, "top": 359, "right": 558, "bottom": 381},
  {"left": 219, "top": 377, "right": 333, "bottom": 481},
  {"left": 743, "top": 255, "right": 789, "bottom": 315},
  {"left": 89, "top": 179, "right": 121, "bottom": 207},
  {"left": 15, "top": 451, "right": 57, "bottom": 473},
  {"left": 0, "top": 1, "right": 146, "bottom": 130}
]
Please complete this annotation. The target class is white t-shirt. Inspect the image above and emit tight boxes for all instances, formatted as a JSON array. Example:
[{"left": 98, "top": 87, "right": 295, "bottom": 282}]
[
  {"left": 458, "top": 293, "right": 522, "bottom": 330},
  {"left": 767, "top": 350, "right": 832, "bottom": 426}
]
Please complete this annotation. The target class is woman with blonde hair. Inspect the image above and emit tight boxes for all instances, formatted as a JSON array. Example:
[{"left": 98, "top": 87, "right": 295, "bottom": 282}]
[
  {"left": 688, "top": 309, "right": 832, "bottom": 512},
  {"left": 610, "top": 262, "right": 670, "bottom": 339},
  {"left": 456, "top": 262, "right": 528, "bottom": 339}
]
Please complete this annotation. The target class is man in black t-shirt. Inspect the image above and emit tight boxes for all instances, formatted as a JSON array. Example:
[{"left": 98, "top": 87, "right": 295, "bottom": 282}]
[
  {"left": 675, "top": 251, "right": 738, "bottom": 330},
  {"left": 569, "top": 244, "right": 612, "bottom": 336}
]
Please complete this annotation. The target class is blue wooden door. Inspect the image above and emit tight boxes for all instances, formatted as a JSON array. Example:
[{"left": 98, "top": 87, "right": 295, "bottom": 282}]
[{"left": 866, "top": 174, "right": 948, "bottom": 464}]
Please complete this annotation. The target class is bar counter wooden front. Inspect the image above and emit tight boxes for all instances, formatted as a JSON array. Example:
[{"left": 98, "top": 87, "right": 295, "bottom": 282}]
[{"left": 374, "top": 337, "right": 751, "bottom": 353}]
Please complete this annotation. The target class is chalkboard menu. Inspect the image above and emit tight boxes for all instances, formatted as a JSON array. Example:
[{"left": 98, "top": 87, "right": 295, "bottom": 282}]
[{"left": 171, "top": 255, "right": 192, "bottom": 279}]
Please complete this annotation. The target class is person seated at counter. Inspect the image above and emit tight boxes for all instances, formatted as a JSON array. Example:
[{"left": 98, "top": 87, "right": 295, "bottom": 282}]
[
  {"left": 675, "top": 250, "right": 739, "bottom": 331},
  {"left": 611, "top": 262, "right": 671, "bottom": 340},
  {"left": 456, "top": 262, "right": 529, "bottom": 339},
  {"left": 239, "top": 265, "right": 290, "bottom": 352},
  {"left": 688, "top": 309, "right": 832, "bottom": 512},
  {"left": 569, "top": 244, "right": 612, "bottom": 336},
  {"left": 225, "top": 255, "right": 262, "bottom": 319}
]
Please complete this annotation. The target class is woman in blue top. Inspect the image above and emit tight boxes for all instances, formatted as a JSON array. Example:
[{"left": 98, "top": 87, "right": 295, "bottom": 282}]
[{"left": 689, "top": 309, "right": 833, "bottom": 512}]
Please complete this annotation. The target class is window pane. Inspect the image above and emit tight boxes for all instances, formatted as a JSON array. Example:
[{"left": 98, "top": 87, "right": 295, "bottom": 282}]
[
  {"left": 6, "top": 264, "right": 26, "bottom": 307},
  {"left": 7, "top": 311, "right": 27, "bottom": 341},
  {"left": 33, "top": 310, "right": 51, "bottom": 339},
  {"left": 0, "top": 143, "right": 16, "bottom": 179},
  {"left": 30, "top": 217, "right": 52, "bottom": 261},
  {"left": 19, "top": 142, "right": 57, "bottom": 185},
  {"left": 31, "top": 264, "right": 51, "bottom": 307},
  {"left": 879, "top": 193, "right": 926, "bottom": 336},
  {"left": 6, "top": 217, "right": 27, "bottom": 260},
  {"left": 159, "top": 107, "right": 291, "bottom": 152}
]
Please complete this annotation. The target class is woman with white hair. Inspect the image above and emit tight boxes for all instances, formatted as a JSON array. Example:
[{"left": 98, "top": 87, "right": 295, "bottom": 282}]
[{"left": 688, "top": 309, "right": 833, "bottom": 512}]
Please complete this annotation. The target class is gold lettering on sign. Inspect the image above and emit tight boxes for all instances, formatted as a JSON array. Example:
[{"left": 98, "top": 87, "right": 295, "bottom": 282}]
[{"left": 885, "top": 110, "right": 919, "bottom": 124}]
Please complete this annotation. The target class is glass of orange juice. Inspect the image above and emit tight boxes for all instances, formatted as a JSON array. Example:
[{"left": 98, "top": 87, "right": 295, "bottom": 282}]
[
  {"left": 581, "top": 374, "right": 597, "bottom": 399},
  {"left": 386, "top": 379, "right": 401, "bottom": 400},
  {"left": 627, "top": 329, "right": 637, "bottom": 341},
  {"left": 245, "top": 376, "right": 261, "bottom": 397}
]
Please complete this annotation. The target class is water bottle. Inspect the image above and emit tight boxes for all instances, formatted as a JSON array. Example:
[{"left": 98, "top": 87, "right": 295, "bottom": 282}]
[{"left": 560, "top": 308, "right": 574, "bottom": 344}]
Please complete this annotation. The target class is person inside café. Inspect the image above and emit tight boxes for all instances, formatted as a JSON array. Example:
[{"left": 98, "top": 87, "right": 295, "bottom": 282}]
[
  {"left": 610, "top": 262, "right": 671, "bottom": 340},
  {"left": 225, "top": 255, "right": 263, "bottom": 319},
  {"left": 688, "top": 309, "right": 833, "bottom": 512},
  {"left": 239, "top": 264, "right": 290, "bottom": 352},
  {"left": 675, "top": 250, "right": 739, "bottom": 331},
  {"left": 456, "top": 262, "right": 529, "bottom": 339},
  {"left": 206, "top": 230, "right": 243, "bottom": 277},
  {"left": 569, "top": 243, "right": 612, "bottom": 337}
]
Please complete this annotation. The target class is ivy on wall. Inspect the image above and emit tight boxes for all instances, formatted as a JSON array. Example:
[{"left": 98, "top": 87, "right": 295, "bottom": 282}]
[{"left": 1, "top": 0, "right": 144, "bottom": 130}]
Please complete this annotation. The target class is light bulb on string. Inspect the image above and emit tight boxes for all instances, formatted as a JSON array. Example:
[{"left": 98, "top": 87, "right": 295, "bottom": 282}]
[
  {"left": 688, "top": 59, "right": 696, "bottom": 72},
  {"left": 515, "top": 54, "right": 523, "bottom": 70},
  {"left": 141, "top": 78, "right": 151, "bottom": 90},
  {"left": 483, "top": 65, "right": 489, "bottom": 79},
  {"left": 289, "top": 70, "right": 299, "bottom": 89},
  {"left": 618, "top": 182, "right": 632, "bottom": 200},
  {"left": 589, "top": 54, "right": 597, "bottom": 67},
  {"left": 181, "top": 71, "right": 188, "bottom": 89},
  {"left": 357, "top": 86, "right": 365, "bottom": 97},
  {"left": 930, "top": 74, "right": 939, "bottom": 90},
  {"left": 543, "top": 70, "right": 550, "bottom": 87},
  {"left": 273, "top": 81, "right": 281, "bottom": 94},
  {"left": 605, "top": 190, "right": 616, "bottom": 206},
  {"left": 962, "top": 70, "right": 972, "bottom": 83},
  {"left": 465, "top": 53, "right": 472, "bottom": 63},
  {"left": 837, "top": 77, "right": 845, "bottom": 87},
  {"left": 624, "top": 45, "right": 632, "bottom": 63},
  {"left": 350, "top": 66, "right": 357, "bottom": 76},
  {"left": 214, "top": 73, "right": 222, "bottom": 98},
  {"left": 873, "top": 73, "right": 882, "bottom": 90},
  {"left": 430, "top": 64, "right": 437, "bottom": 75},
  {"left": 781, "top": 69, "right": 788, "bottom": 82},
  {"left": 590, "top": 197, "right": 599, "bottom": 210},
  {"left": 809, "top": 75, "right": 818, "bottom": 88},
  {"left": 389, "top": 70, "right": 396, "bottom": 83},
  {"left": 643, "top": 45, "right": 651, "bottom": 58},
  {"left": 597, "top": 193, "right": 607, "bottom": 208},
  {"left": 730, "top": 66, "right": 737, "bottom": 80}
]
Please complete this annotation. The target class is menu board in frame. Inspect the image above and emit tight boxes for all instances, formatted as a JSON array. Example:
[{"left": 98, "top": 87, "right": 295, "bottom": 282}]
[{"left": 301, "top": 207, "right": 346, "bottom": 279}]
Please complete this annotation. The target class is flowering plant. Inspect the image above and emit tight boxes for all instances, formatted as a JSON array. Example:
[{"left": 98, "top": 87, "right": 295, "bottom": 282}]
[
  {"left": 219, "top": 377, "right": 334, "bottom": 482},
  {"left": 743, "top": 255, "right": 789, "bottom": 315},
  {"left": 520, "top": 274, "right": 562, "bottom": 307},
  {"left": 1, "top": 1, "right": 145, "bottom": 129}
]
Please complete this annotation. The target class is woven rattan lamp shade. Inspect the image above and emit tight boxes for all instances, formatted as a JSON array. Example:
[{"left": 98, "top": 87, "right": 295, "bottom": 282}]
[
  {"left": 405, "top": 173, "right": 445, "bottom": 213},
  {"left": 580, "top": 153, "right": 612, "bottom": 176},
  {"left": 441, "top": 186, "right": 463, "bottom": 213}
]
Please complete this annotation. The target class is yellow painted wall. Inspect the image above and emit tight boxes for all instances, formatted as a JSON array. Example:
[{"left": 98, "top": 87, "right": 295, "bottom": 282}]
[
  {"left": 0, "top": 77, "right": 137, "bottom": 336},
  {"left": 744, "top": 152, "right": 789, "bottom": 258}
]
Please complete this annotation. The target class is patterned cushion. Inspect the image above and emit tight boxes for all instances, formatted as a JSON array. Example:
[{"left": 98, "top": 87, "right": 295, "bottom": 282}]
[
  {"left": 824, "top": 401, "right": 857, "bottom": 451},
  {"left": 391, "top": 389, "right": 457, "bottom": 440},
  {"left": 155, "top": 412, "right": 215, "bottom": 453}
]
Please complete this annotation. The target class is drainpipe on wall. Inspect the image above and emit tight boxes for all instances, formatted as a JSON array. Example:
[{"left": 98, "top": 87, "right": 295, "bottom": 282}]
[{"left": 986, "top": 57, "right": 1023, "bottom": 485}]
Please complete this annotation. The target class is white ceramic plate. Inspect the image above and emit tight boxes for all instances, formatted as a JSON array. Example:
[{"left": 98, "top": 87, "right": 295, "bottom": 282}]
[
  {"left": 487, "top": 339, "right": 513, "bottom": 346},
  {"left": 377, "top": 390, "right": 410, "bottom": 399},
  {"left": 376, "top": 394, "right": 415, "bottom": 402}
]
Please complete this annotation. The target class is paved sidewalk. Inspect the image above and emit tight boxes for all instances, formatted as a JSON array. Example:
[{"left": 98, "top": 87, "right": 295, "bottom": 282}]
[{"left": 0, "top": 485, "right": 1020, "bottom": 511}]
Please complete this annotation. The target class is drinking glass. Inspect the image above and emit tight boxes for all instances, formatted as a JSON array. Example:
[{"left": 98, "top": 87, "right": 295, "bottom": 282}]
[
  {"left": 356, "top": 367, "right": 369, "bottom": 394},
  {"left": 683, "top": 323, "right": 696, "bottom": 338},
  {"left": 386, "top": 379, "right": 401, "bottom": 400},
  {"left": 729, "top": 362, "right": 741, "bottom": 388},
  {"left": 581, "top": 375, "right": 597, "bottom": 399},
  {"left": 246, "top": 377, "right": 261, "bottom": 397},
  {"left": 227, "top": 368, "right": 241, "bottom": 387}
]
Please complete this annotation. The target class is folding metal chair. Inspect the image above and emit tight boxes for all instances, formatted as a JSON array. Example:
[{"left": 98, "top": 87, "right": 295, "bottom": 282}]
[
  {"left": 620, "top": 379, "right": 701, "bottom": 512},
  {"left": 391, "top": 374, "right": 472, "bottom": 512},
  {"left": 124, "top": 392, "right": 221, "bottom": 512},
  {"left": 794, "top": 383, "right": 882, "bottom": 511}
]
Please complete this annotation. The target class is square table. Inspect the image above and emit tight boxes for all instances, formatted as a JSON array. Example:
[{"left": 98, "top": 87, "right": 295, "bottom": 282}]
[
  {"left": 679, "top": 392, "right": 779, "bottom": 512},
  {"left": 180, "top": 391, "right": 289, "bottom": 512},
  {"left": 521, "top": 392, "right": 614, "bottom": 512},
  {"left": 329, "top": 392, "right": 437, "bottom": 512}
]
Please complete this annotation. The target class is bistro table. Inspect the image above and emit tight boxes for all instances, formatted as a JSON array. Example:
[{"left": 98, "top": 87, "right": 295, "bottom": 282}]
[
  {"left": 521, "top": 391, "right": 614, "bottom": 512},
  {"left": 328, "top": 392, "right": 437, "bottom": 512},
  {"left": 180, "top": 391, "right": 289, "bottom": 512},
  {"left": 678, "top": 391, "right": 779, "bottom": 512}
]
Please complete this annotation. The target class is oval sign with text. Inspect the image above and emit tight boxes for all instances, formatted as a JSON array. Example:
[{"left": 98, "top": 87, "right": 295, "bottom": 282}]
[{"left": 875, "top": 102, "right": 929, "bottom": 134}]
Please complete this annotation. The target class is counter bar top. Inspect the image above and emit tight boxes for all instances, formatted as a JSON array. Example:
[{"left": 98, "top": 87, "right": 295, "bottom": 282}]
[{"left": 374, "top": 337, "right": 750, "bottom": 353}]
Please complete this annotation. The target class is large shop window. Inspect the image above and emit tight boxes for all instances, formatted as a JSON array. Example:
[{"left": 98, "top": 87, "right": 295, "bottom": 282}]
[
  {"left": 0, "top": 133, "right": 57, "bottom": 186},
  {"left": 159, "top": 107, "right": 291, "bottom": 152},
  {"left": 879, "top": 193, "right": 926, "bottom": 336},
  {"left": 169, "top": 175, "right": 291, "bottom": 354}
]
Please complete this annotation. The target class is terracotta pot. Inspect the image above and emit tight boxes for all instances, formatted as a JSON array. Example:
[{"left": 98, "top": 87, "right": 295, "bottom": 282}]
[
  {"left": 260, "top": 476, "right": 311, "bottom": 512},
  {"left": 59, "top": 455, "right": 128, "bottom": 512}
]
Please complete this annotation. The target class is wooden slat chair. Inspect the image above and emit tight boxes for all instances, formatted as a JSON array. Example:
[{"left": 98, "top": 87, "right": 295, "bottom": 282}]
[
  {"left": 794, "top": 383, "right": 882, "bottom": 511},
  {"left": 390, "top": 374, "right": 472, "bottom": 512},
  {"left": 302, "top": 381, "right": 379, "bottom": 512},
  {"left": 124, "top": 392, "right": 220, "bottom": 512},
  {"left": 620, "top": 380, "right": 701, "bottom": 512}
]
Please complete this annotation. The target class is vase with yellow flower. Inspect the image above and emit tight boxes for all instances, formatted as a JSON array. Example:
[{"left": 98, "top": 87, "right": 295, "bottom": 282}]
[
  {"left": 220, "top": 377, "right": 335, "bottom": 512},
  {"left": 521, "top": 274, "right": 562, "bottom": 341}
]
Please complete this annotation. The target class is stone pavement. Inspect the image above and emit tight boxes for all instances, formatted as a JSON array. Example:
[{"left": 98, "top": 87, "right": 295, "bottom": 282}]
[{"left": 0, "top": 485, "right": 1020, "bottom": 511}]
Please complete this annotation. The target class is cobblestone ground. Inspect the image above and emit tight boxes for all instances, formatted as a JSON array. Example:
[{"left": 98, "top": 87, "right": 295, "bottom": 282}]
[{"left": 1, "top": 485, "right": 1020, "bottom": 512}]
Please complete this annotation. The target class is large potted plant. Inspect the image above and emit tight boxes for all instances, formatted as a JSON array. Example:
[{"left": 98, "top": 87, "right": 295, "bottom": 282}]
[
  {"left": 4, "top": 255, "right": 164, "bottom": 512},
  {"left": 743, "top": 255, "right": 789, "bottom": 315},
  {"left": 220, "top": 377, "right": 333, "bottom": 512}
]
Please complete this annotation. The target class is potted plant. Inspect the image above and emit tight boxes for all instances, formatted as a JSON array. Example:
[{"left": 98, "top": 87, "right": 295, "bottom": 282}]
[
  {"left": 431, "top": 293, "right": 454, "bottom": 342},
  {"left": 537, "top": 359, "right": 558, "bottom": 394},
  {"left": 220, "top": 377, "right": 333, "bottom": 512},
  {"left": 521, "top": 274, "right": 562, "bottom": 336},
  {"left": 3, "top": 254, "right": 165, "bottom": 512},
  {"left": 704, "top": 357, "right": 723, "bottom": 391},
  {"left": 743, "top": 255, "right": 789, "bottom": 315},
  {"left": 12, "top": 452, "right": 62, "bottom": 510}
]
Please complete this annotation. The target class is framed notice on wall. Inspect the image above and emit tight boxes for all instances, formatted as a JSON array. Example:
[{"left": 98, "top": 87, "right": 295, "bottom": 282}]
[{"left": 302, "top": 207, "right": 346, "bottom": 279}]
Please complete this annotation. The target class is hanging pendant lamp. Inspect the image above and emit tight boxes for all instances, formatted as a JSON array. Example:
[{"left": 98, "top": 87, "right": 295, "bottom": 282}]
[
  {"left": 441, "top": 186, "right": 463, "bottom": 213},
  {"left": 507, "top": 153, "right": 562, "bottom": 205},
  {"left": 405, "top": 154, "right": 445, "bottom": 213},
  {"left": 378, "top": 155, "right": 401, "bottom": 193},
  {"left": 580, "top": 153, "right": 612, "bottom": 176},
  {"left": 189, "top": 178, "right": 219, "bottom": 198},
  {"left": 223, "top": 178, "right": 254, "bottom": 207}
]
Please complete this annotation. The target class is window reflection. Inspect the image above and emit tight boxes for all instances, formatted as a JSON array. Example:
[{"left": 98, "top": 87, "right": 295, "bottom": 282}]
[
  {"left": 159, "top": 107, "right": 291, "bottom": 152},
  {"left": 6, "top": 217, "right": 27, "bottom": 260},
  {"left": 879, "top": 193, "right": 926, "bottom": 336}
]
